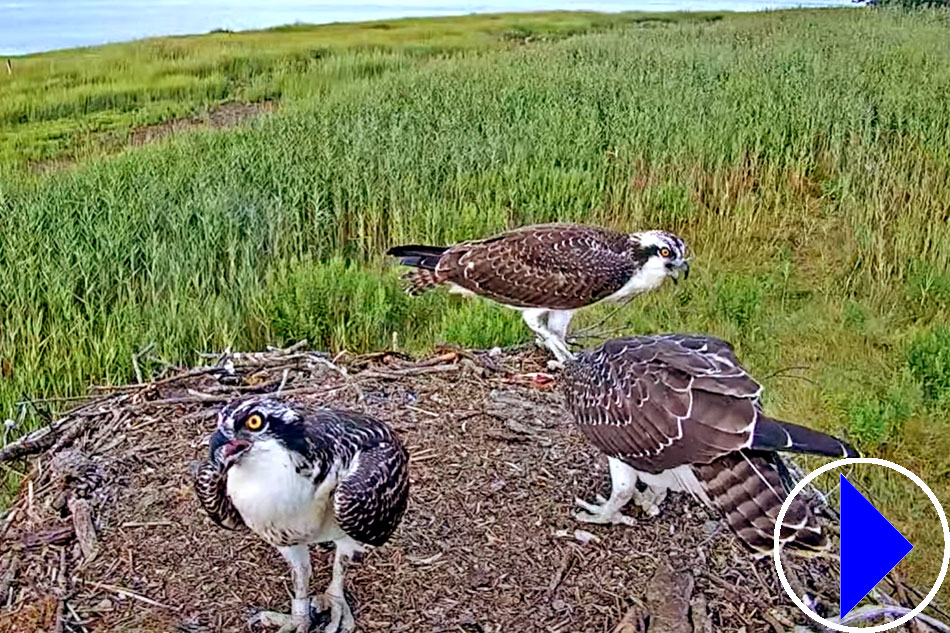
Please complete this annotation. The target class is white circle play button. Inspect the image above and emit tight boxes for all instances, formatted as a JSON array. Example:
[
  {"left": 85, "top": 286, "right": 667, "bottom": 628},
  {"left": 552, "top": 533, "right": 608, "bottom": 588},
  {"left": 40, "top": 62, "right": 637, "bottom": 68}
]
[{"left": 773, "top": 457, "right": 950, "bottom": 632}]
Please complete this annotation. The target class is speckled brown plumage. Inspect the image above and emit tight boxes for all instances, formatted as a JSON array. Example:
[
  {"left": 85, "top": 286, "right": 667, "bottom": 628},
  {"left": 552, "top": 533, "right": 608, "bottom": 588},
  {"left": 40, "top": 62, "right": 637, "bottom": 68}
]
[
  {"left": 388, "top": 223, "right": 680, "bottom": 309},
  {"left": 562, "top": 334, "right": 856, "bottom": 553},
  {"left": 389, "top": 223, "right": 690, "bottom": 363}
]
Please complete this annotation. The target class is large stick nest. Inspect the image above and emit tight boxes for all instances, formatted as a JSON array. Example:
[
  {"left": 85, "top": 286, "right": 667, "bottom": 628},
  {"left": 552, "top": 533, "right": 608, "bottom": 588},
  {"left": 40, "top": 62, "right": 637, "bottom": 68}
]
[{"left": 0, "top": 344, "right": 934, "bottom": 632}]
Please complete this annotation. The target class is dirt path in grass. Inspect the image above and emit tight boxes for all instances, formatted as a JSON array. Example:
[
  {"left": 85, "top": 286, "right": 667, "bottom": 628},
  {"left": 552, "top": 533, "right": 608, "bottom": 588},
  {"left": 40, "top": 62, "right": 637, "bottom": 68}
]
[
  {"left": 29, "top": 101, "right": 274, "bottom": 174},
  {"left": 128, "top": 101, "right": 275, "bottom": 147},
  {"left": 0, "top": 345, "right": 915, "bottom": 633}
]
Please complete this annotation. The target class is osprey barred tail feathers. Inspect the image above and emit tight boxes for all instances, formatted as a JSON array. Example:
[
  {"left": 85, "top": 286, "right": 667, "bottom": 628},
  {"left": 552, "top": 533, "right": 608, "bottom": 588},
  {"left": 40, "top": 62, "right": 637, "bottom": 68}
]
[
  {"left": 386, "top": 245, "right": 448, "bottom": 295},
  {"left": 562, "top": 334, "right": 857, "bottom": 555},
  {"left": 693, "top": 452, "right": 828, "bottom": 553}
]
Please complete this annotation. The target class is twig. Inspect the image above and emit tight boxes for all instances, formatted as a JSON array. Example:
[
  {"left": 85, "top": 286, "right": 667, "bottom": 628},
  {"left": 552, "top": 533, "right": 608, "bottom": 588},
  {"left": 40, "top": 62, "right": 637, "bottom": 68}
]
[
  {"left": 133, "top": 383, "right": 348, "bottom": 408},
  {"left": 266, "top": 340, "right": 309, "bottom": 355},
  {"left": 0, "top": 393, "right": 122, "bottom": 462},
  {"left": 761, "top": 365, "right": 811, "bottom": 381},
  {"left": 898, "top": 582, "right": 950, "bottom": 621},
  {"left": 358, "top": 364, "right": 459, "bottom": 379},
  {"left": 49, "top": 417, "right": 95, "bottom": 455},
  {"left": 68, "top": 497, "right": 98, "bottom": 563},
  {"left": 276, "top": 368, "right": 291, "bottom": 395},
  {"left": 90, "top": 366, "right": 222, "bottom": 392},
  {"left": 839, "top": 605, "right": 950, "bottom": 632},
  {"left": 131, "top": 342, "right": 156, "bottom": 384},
  {"left": 0, "top": 423, "right": 64, "bottom": 463},
  {"left": 407, "top": 352, "right": 458, "bottom": 368},
  {"left": 0, "top": 552, "right": 19, "bottom": 601},
  {"left": 571, "top": 325, "right": 639, "bottom": 342},
  {"left": 6, "top": 525, "right": 75, "bottom": 550},
  {"left": 53, "top": 551, "right": 66, "bottom": 633},
  {"left": 0, "top": 508, "right": 18, "bottom": 539},
  {"left": 572, "top": 297, "right": 635, "bottom": 339},
  {"left": 121, "top": 521, "right": 175, "bottom": 528},
  {"left": 406, "top": 405, "right": 439, "bottom": 418},
  {"left": 14, "top": 394, "right": 98, "bottom": 406},
  {"left": 313, "top": 356, "right": 364, "bottom": 403},
  {"left": 546, "top": 548, "right": 574, "bottom": 596},
  {"left": 74, "top": 578, "right": 180, "bottom": 611}
]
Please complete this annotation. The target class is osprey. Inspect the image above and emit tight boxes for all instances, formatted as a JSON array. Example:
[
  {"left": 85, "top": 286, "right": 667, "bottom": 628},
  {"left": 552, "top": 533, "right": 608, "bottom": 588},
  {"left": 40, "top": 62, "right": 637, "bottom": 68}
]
[
  {"left": 387, "top": 223, "right": 690, "bottom": 363},
  {"left": 194, "top": 398, "right": 409, "bottom": 633},
  {"left": 561, "top": 334, "right": 857, "bottom": 553}
]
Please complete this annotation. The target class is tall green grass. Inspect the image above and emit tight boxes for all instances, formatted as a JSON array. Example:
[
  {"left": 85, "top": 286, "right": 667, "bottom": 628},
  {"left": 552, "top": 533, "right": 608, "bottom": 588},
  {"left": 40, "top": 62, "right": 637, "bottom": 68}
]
[
  {"left": 0, "top": 11, "right": 714, "bottom": 166},
  {"left": 2, "top": 8, "right": 950, "bottom": 587}
]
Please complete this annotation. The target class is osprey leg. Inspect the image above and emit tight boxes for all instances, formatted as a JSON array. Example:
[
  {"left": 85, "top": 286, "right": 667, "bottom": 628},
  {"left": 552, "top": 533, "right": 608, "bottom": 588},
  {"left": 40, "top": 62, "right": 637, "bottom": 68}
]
[
  {"left": 317, "top": 537, "right": 361, "bottom": 633},
  {"left": 522, "top": 308, "right": 573, "bottom": 363},
  {"left": 251, "top": 544, "right": 315, "bottom": 633},
  {"left": 573, "top": 457, "right": 639, "bottom": 526},
  {"left": 546, "top": 310, "right": 575, "bottom": 344}
]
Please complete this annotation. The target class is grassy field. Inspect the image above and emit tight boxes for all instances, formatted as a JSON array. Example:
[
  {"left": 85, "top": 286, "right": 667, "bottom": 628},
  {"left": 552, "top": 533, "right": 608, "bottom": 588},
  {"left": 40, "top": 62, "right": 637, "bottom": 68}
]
[{"left": 2, "top": 8, "right": 950, "bottom": 590}]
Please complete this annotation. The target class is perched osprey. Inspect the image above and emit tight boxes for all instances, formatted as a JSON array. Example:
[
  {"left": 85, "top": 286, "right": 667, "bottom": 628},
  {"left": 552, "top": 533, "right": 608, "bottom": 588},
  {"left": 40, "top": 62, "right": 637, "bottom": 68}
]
[
  {"left": 195, "top": 398, "right": 409, "bottom": 633},
  {"left": 561, "top": 335, "right": 857, "bottom": 553},
  {"left": 387, "top": 223, "right": 690, "bottom": 363}
]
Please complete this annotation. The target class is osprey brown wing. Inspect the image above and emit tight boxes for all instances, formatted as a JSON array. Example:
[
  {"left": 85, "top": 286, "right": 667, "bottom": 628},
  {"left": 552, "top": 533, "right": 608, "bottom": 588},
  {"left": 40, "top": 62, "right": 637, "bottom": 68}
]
[
  {"left": 436, "top": 223, "right": 639, "bottom": 309},
  {"left": 562, "top": 334, "right": 763, "bottom": 473},
  {"left": 563, "top": 334, "right": 856, "bottom": 553}
]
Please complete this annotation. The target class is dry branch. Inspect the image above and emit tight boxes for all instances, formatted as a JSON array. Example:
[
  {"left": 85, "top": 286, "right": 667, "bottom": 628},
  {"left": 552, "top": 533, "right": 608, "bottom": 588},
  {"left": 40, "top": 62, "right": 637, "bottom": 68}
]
[
  {"left": 5, "top": 525, "right": 74, "bottom": 550},
  {"left": 74, "top": 578, "right": 179, "bottom": 611},
  {"left": 0, "top": 424, "right": 64, "bottom": 463},
  {"left": 613, "top": 606, "right": 647, "bottom": 633},
  {"left": 68, "top": 497, "right": 98, "bottom": 563},
  {"left": 839, "top": 605, "right": 950, "bottom": 632},
  {"left": 358, "top": 364, "right": 459, "bottom": 379}
]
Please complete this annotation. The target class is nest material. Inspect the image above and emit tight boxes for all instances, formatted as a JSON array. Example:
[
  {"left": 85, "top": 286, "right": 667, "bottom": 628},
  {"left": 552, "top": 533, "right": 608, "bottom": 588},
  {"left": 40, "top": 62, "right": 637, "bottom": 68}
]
[{"left": 0, "top": 344, "right": 931, "bottom": 633}]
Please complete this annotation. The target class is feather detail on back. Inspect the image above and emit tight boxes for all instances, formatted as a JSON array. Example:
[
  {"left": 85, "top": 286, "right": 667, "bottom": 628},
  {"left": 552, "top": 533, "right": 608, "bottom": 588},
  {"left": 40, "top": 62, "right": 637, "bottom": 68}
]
[
  {"left": 562, "top": 334, "right": 856, "bottom": 553},
  {"left": 387, "top": 223, "right": 684, "bottom": 309}
]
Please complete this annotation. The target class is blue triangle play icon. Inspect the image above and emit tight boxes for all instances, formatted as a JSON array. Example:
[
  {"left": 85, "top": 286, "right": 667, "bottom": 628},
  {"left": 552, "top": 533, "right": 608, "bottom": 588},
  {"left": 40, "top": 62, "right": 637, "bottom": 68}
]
[{"left": 840, "top": 474, "right": 914, "bottom": 617}]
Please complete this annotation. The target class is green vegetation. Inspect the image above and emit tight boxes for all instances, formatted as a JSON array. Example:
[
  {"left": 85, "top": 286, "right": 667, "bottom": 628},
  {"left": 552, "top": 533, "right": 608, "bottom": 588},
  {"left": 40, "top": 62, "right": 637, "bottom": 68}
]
[
  {"left": 2, "top": 8, "right": 950, "bottom": 587},
  {"left": 1, "top": 11, "right": 712, "bottom": 166}
]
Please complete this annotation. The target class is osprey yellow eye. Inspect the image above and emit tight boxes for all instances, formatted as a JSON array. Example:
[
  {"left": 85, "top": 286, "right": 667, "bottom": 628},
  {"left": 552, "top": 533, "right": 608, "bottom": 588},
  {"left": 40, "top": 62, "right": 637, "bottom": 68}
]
[
  {"left": 660, "top": 247, "right": 671, "bottom": 258},
  {"left": 246, "top": 414, "right": 264, "bottom": 431}
]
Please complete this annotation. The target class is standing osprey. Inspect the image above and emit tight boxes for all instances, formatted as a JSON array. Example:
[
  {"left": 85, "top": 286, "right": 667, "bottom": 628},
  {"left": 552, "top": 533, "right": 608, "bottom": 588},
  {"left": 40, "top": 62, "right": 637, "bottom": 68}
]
[
  {"left": 387, "top": 223, "right": 690, "bottom": 363},
  {"left": 195, "top": 398, "right": 409, "bottom": 633},
  {"left": 561, "top": 335, "right": 857, "bottom": 553}
]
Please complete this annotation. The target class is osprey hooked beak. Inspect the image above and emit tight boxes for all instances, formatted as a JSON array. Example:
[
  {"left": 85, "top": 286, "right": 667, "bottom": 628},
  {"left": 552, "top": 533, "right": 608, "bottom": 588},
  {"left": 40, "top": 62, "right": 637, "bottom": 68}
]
[
  {"left": 669, "top": 259, "right": 690, "bottom": 284},
  {"left": 210, "top": 429, "right": 251, "bottom": 468}
]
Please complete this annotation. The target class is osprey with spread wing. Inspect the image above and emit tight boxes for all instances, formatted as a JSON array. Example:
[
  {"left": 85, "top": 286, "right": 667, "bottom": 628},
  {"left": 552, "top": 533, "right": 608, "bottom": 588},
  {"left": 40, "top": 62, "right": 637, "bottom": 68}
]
[{"left": 561, "top": 334, "right": 857, "bottom": 553}]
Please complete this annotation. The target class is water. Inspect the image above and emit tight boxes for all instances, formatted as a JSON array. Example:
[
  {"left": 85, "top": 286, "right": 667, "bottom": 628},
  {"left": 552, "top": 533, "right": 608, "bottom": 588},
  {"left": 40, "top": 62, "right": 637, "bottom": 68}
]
[{"left": 2, "top": 0, "right": 855, "bottom": 56}]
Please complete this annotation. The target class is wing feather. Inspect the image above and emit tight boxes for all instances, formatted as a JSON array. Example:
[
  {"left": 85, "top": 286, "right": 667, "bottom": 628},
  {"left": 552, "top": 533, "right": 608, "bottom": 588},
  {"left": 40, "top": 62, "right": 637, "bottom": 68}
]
[
  {"left": 437, "top": 223, "right": 638, "bottom": 308},
  {"left": 563, "top": 334, "right": 762, "bottom": 473},
  {"left": 327, "top": 416, "right": 410, "bottom": 548},
  {"left": 563, "top": 334, "right": 854, "bottom": 553},
  {"left": 194, "top": 458, "right": 245, "bottom": 531}
]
